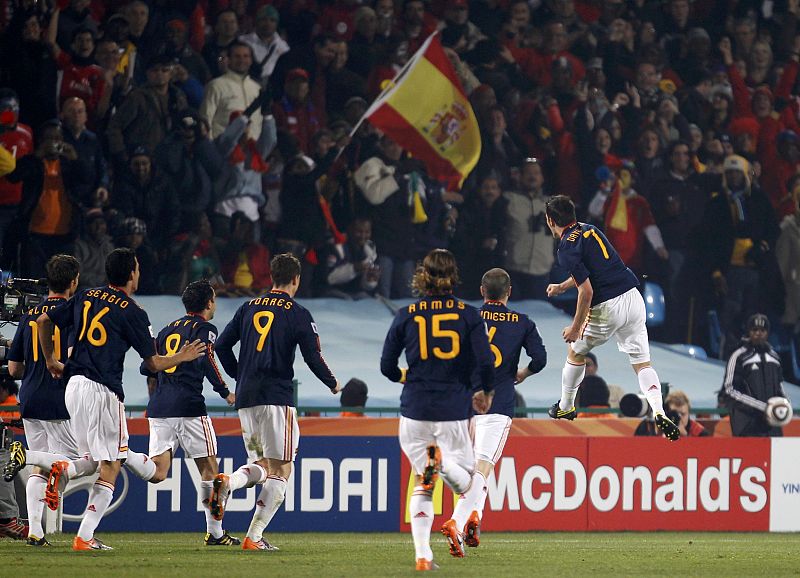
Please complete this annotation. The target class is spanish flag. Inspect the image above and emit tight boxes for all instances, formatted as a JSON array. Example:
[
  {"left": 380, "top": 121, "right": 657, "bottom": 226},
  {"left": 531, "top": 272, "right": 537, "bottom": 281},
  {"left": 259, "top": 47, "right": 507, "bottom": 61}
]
[{"left": 363, "top": 33, "right": 481, "bottom": 191}]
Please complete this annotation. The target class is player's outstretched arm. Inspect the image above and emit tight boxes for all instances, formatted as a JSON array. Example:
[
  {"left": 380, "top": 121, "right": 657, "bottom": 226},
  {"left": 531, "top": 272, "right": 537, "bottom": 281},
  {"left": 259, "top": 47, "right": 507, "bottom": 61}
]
[
  {"left": 562, "top": 278, "right": 593, "bottom": 343},
  {"left": 546, "top": 276, "right": 577, "bottom": 298},
  {"left": 143, "top": 340, "right": 206, "bottom": 373}
]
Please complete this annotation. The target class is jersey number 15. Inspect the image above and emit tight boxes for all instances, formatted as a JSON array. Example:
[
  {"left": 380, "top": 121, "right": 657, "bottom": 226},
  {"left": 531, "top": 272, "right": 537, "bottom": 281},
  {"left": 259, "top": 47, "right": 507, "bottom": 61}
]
[{"left": 413, "top": 314, "right": 460, "bottom": 360}]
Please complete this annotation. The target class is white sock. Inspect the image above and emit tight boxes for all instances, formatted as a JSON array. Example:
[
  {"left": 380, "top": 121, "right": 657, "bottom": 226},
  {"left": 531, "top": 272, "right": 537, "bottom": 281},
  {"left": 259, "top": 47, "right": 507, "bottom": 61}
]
[
  {"left": 200, "top": 480, "right": 223, "bottom": 538},
  {"left": 77, "top": 480, "right": 114, "bottom": 541},
  {"left": 229, "top": 463, "right": 267, "bottom": 491},
  {"left": 26, "top": 450, "right": 68, "bottom": 469},
  {"left": 26, "top": 473, "right": 47, "bottom": 538},
  {"left": 638, "top": 366, "right": 665, "bottom": 415},
  {"left": 68, "top": 455, "right": 99, "bottom": 479},
  {"left": 123, "top": 451, "right": 156, "bottom": 481},
  {"left": 559, "top": 360, "right": 586, "bottom": 410},
  {"left": 409, "top": 486, "right": 434, "bottom": 560},
  {"left": 246, "top": 475, "right": 287, "bottom": 541},
  {"left": 475, "top": 480, "right": 489, "bottom": 519},
  {"left": 451, "top": 471, "right": 487, "bottom": 530},
  {"left": 440, "top": 460, "right": 472, "bottom": 495}
]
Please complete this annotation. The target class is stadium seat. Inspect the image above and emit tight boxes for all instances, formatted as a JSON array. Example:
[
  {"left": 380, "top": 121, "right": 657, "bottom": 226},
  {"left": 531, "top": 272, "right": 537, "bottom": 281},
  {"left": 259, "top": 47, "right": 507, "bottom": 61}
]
[
  {"left": 667, "top": 343, "right": 708, "bottom": 360},
  {"left": 643, "top": 282, "right": 665, "bottom": 327},
  {"left": 768, "top": 324, "right": 800, "bottom": 384},
  {"left": 707, "top": 310, "right": 722, "bottom": 358}
]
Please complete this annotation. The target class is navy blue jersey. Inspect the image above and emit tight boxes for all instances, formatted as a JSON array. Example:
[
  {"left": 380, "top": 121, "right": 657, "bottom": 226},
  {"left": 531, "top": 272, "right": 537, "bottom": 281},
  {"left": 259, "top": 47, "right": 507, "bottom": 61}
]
[
  {"left": 216, "top": 290, "right": 337, "bottom": 409},
  {"left": 47, "top": 286, "right": 157, "bottom": 401},
  {"left": 8, "top": 297, "right": 71, "bottom": 420},
  {"left": 144, "top": 315, "right": 231, "bottom": 418},
  {"left": 478, "top": 302, "right": 546, "bottom": 418},
  {"left": 557, "top": 222, "right": 638, "bottom": 306},
  {"left": 380, "top": 295, "right": 495, "bottom": 421}
]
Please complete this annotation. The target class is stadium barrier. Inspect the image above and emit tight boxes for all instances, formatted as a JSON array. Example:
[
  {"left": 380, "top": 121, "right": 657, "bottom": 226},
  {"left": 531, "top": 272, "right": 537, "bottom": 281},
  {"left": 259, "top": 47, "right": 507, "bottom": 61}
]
[{"left": 29, "top": 418, "right": 799, "bottom": 534}]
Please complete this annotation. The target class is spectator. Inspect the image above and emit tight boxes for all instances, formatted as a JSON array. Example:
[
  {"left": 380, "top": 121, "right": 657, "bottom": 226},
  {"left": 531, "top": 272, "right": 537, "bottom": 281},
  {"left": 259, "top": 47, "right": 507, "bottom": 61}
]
[
  {"left": 473, "top": 106, "right": 522, "bottom": 190},
  {"left": 201, "top": 41, "right": 262, "bottom": 139},
  {"left": 698, "top": 155, "right": 781, "bottom": 357},
  {"left": 273, "top": 68, "right": 322, "bottom": 155},
  {"left": 587, "top": 163, "right": 668, "bottom": 278},
  {"left": 272, "top": 34, "right": 336, "bottom": 115},
  {"left": 202, "top": 9, "right": 239, "bottom": 79},
  {"left": 502, "top": 159, "right": 554, "bottom": 300},
  {"left": 210, "top": 94, "right": 277, "bottom": 237},
  {"left": 722, "top": 313, "right": 787, "bottom": 437},
  {"left": 326, "top": 40, "right": 366, "bottom": 120},
  {"left": 47, "top": 12, "right": 106, "bottom": 126},
  {"left": 161, "top": 213, "right": 225, "bottom": 295},
  {"left": 154, "top": 111, "right": 216, "bottom": 229},
  {"left": 240, "top": 5, "right": 290, "bottom": 85},
  {"left": 777, "top": 176, "right": 800, "bottom": 332},
  {"left": 111, "top": 146, "right": 180, "bottom": 252},
  {"left": 106, "top": 53, "right": 188, "bottom": 171},
  {"left": 581, "top": 352, "right": 624, "bottom": 408},
  {"left": 0, "top": 90, "right": 33, "bottom": 257},
  {"left": 320, "top": 217, "right": 379, "bottom": 299},
  {"left": 7, "top": 120, "right": 90, "bottom": 277},
  {"left": 452, "top": 175, "right": 508, "bottom": 299},
  {"left": 665, "top": 389, "right": 709, "bottom": 437},
  {"left": 219, "top": 211, "right": 271, "bottom": 296},
  {"left": 347, "top": 7, "right": 383, "bottom": 81},
  {"left": 60, "top": 97, "right": 109, "bottom": 209},
  {"left": 163, "top": 18, "right": 211, "bottom": 87},
  {"left": 575, "top": 375, "right": 616, "bottom": 418},
  {"left": 73, "top": 208, "right": 114, "bottom": 289},
  {"left": 0, "top": 376, "right": 27, "bottom": 541},
  {"left": 93, "top": 37, "right": 128, "bottom": 123},
  {"left": 114, "top": 216, "right": 159, "bottom": 294},
  {"left": 339, "top": 378, "right": 368, "bottom": 416},
  {"left": 54, "top": 0, "right": 98, "bottom": 52}
]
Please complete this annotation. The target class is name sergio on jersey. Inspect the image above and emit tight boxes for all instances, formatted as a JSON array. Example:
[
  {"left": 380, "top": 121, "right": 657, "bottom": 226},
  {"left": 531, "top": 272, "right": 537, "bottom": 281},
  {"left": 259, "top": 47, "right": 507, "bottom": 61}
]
[
  {"left": 407, "top": 299, "right": 466, "bottom": 314},
  {"left": 249, "top": 296, "right": 294, "bottom": 310},
  {"left": 85, "top": 288, "right": 130, "bottom": 308},
  {"left": 480, "top": 311, "right": 520, "bottom": 323}
]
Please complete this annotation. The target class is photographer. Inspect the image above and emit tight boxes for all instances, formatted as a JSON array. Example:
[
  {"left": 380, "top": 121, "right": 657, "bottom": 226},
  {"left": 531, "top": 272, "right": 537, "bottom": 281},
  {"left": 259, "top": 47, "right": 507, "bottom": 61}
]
[
  {"left": 0, "top": 376, "right": 27, "bottom": 540},
  {"left": 4, "top": 255, "right": 82, "bottom": 546},
  {"left": 635, "top": 389, "right": 709, "bottom": 437},
  {"left": 722, "top": 313, "right": 787, "bottom": 437}
]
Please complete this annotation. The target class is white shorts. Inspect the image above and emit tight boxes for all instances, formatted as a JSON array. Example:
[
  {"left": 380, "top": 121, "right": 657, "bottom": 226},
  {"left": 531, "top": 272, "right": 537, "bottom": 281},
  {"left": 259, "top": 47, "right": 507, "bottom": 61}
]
[
  {"left": 238, "top": 405, "right": 299, "bottom": 462},
  {"left": 571, "top": 287, "right": 651, "bottom": 364},
  {"left": 472, "top": 414, "right": 512, "bottom": 465},
  {"left": 23, "top": 418, "right": 80, "bottom": 460},
  {"left": 64, "top": 375, "right": 128, "bottom": 462},
  {"left": 148, "top": 416, "right": 218, "bottom": 459},
  {"left": 399, "top": 417, "right": 475, "bottom": 477}
]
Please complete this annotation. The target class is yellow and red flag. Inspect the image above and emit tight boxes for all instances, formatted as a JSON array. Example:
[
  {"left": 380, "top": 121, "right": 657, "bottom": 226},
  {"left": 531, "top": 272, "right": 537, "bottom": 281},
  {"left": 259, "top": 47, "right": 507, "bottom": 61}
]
[{"left": 363, "top": 33, "right": 481, "bottom": 191}]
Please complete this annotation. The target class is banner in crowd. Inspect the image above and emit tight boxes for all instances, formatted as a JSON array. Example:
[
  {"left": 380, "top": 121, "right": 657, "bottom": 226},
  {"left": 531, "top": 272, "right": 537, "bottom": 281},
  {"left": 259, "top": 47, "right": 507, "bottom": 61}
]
[
  {"left": 52, "top": 431, "right": 800, "bottom": 533},
  {"left": 362, "top": 32, "right": 481, "bottom": 190}
]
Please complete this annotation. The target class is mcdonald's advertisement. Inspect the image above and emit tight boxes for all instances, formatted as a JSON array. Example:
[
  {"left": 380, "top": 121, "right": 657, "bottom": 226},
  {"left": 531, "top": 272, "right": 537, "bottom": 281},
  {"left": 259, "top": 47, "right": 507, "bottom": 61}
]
[{"left": 52, "top": 422, "right": 800, "bottom": 533}]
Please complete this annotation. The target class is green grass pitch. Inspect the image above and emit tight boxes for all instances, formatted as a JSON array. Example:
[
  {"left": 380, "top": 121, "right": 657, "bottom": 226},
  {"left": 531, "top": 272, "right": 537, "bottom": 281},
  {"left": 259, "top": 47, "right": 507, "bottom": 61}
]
[{"left": 3, "top": 532, "right": 800, "bottom": 576}]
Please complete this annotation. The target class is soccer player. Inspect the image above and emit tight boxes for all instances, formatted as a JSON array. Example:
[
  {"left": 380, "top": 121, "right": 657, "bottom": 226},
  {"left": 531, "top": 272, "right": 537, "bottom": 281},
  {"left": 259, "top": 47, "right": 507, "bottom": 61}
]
[
  {"left": 446, "top": 267, "right": 546, "bottom": 550},
  {"left": 212, "top": 253, "right": 341, "bottom": 551},
  {"left": 380, "top": 249, "right": 495, "bottom": 571},
  {"left": 36, "top": 248, "right": 206, "bottom": 551},
  {"left": 4, "top": 255, "right": 82, "bottom": 546},
  {"left": 544, "top": 195, "right": 679, "bottom": 440},
  {"left": 142, "top": 279, "right": 240, "bottom": 546}
]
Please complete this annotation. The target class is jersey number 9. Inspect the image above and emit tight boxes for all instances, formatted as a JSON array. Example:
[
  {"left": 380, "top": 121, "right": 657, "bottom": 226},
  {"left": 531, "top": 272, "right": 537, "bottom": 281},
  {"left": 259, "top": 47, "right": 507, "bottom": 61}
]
[
  {"left": 413, "top": 313, "right": 460, "bottom": 360},
  {"left": 253, "top": 310, "right": 275, "bottom": 352}
]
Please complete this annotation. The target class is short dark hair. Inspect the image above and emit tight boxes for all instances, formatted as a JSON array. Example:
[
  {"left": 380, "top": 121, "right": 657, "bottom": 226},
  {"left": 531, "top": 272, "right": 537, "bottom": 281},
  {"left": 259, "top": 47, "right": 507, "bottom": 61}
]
[
  {"left": 227, "top": 40, "right": 252, "bottom": 57},
  {"left": 182, "top": 279, "right": 215, "bottom": 313},
  {"left": 270, "top": 253, "right": 301, "bottom": 287},
  {"left": 545, "top": 194, "right": 576, "bottom": 227},
  {"left": 71, "top": 25, "right": 95, "bottom": 43},
  {"left": 340, "top": 378, "right": 368, "bottom": 407},
  {"left": 106, "top": 248, "right": 137, "bottom": 286},
  {"left": 0, "top": 375, "right": 19, "bottom": 397},
  {"left": 46, "top": 254, "right": 80, "bottom": 293},
  {"left": 481, "top": 268, "right": 511, "bottom": 300}
]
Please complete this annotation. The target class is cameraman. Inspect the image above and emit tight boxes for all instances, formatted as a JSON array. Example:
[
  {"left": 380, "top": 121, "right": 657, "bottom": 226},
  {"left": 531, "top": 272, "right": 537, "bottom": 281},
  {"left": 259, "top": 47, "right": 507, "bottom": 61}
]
[
  {"left": 4, "top": 254, "right": 81, "bottom": 546},
  {"left": 633, "top": 388, "right": 709, "bottom": 437},
  {"left": 722, "top": 313, "right": 787, "bottom": 437},
  {"left": 0, "top": 376, "right": 27, "bottom": 540}
]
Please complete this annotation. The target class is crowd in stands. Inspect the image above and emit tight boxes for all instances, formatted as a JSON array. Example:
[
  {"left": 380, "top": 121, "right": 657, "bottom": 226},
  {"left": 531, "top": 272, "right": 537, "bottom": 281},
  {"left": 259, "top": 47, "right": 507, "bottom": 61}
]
[{"left": 1, "top": 0, "right": 800, "bottom": 365}]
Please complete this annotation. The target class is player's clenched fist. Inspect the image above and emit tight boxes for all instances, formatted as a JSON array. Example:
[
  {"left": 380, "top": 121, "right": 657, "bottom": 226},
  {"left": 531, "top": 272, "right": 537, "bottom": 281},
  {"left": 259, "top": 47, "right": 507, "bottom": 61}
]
[
  {"left": 546, "top": 283, "right": 565, "bottom": 298},
  {"left": 472, "top": 390, "right": 494, "bottom": 414}
]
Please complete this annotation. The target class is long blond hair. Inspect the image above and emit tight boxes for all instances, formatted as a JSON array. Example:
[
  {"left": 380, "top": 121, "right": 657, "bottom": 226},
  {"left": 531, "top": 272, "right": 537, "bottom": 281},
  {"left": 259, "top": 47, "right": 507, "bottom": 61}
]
[{"left": 411, "top": 249, "right": 460, "bottom": 296}]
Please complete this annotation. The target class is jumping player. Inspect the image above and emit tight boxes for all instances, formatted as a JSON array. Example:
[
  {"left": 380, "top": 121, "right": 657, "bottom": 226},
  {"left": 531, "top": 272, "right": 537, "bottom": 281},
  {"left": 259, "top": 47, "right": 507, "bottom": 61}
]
[
  {"left": 544, "top": 195, "right": 679, "bottom": 440},
  {"left": 5, "top": 255, "right": 82, "bottom": 546},
  {"left": 380, "top": 249, "right": 495, "bottom": 571},
  {"left": 212, "top": 253, "right": 341, "bottom": 551},
  {"left": 36, "top": 248, "right": 206, "bottom": 551},
  {"left": 142, "top": 280, "right": 240, "bottom": 546},
  {"left": 446, "top": 268, "right": 546, "bottom": 550}
]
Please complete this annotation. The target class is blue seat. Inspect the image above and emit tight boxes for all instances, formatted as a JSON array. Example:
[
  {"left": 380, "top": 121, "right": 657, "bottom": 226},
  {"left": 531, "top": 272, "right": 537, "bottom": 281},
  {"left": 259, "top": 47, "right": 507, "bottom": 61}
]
[
  {"left": 643, "top": 282, "right": 665, "bottom": 327},
  {"left": 708, "top": 310, "right": 722, "bottom": 358},
  {"left": 769, "top": 324, "right": 800, "bottom": 384},
  {"left": 667, "top": 343, "right": 708, "bottom": 360}
]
